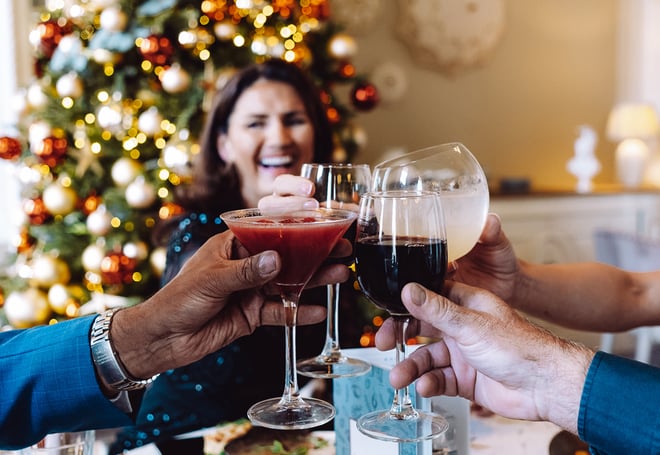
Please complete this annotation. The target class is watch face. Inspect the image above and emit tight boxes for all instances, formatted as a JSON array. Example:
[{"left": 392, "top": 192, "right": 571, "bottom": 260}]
[{"left": 395, "top": 0, "right": 506, "bottom": 74}]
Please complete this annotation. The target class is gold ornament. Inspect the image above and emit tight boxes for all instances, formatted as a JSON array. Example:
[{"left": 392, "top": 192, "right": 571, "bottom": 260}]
[
  {"left": 30, "top": 255, "right": 71, "bottom": 288},
  {"left": 42, "top": 183, "right": 78, "bottom": 216},
  {"left": 86, "top": 205, "right": 113, "bottom": 236},
  {"left": 111, "top": 157, "right": 143, "bottom": 187},
  {"left": 82, "top": 244, "right": 106, "bottom": 272},
  {"left": 4, "top": 289, "right": 51, "bottom": 328},
  {"left": 125, "top": 176, "right": 156, "bottom": 209}
]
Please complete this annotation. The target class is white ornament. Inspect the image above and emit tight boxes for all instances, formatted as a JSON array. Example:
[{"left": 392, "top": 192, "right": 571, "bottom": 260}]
[
  {"left": 150, "top": 247, "right": 167, "bottom": 276},
  {"left": 48, "top": 283, "right": 71, "bottom": 315},
  {"left": 125, "top": 176, "right": 156, "bottom": 208},
  {"left": 214, "top": 22, "right": 236, "bottom": 40},
  {"left": 123, "top": 241, "right": 148, "bottom": 261},
  {"left": 566, "top": 125, "right": 600, "bottom": 193},
  {"left": 100, "top": 6, "right": 128, "bottom": 32},
  {"left": 82, "top": 244, "right": 106, "bottom": 272},
  {"left": 328, "top": 33, "right": 358, "bottom": 59},
  {"left": 159, "top": 64, "right": 191, "bottom": 94},
  {"left": 42, "top": 183, "right": 78, "bottom": 216},
  {"left": 4, "top": 289, "right": 51, "bottom": 328},
  {"left": 96, "top": 104, "right": 124, "bottom": 130},
  {"left": 137, "top": 107, "right": 163, "bottom": 136},
  {"left": 86, "top": 205, "right": 113, "bottom": 236},
  {"left": 27, "top": 84, "right": 49, "bottom": 110},
  {"left": 56, "top": 72, "right": 84, "bottom": 98},
  {"left": 30, "top": 255, "right": 71, "bottom": 287},
  {"left": 111, "top": 157, "right": 143, "bottom": 186},
  {"left": 28, "top": 121, "right": 52, "bottom": 154}
]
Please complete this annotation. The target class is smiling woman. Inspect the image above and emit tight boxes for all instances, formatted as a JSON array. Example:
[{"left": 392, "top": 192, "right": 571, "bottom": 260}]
[{"left": 109, "top": 59, "right": 353, "bottom": 453}]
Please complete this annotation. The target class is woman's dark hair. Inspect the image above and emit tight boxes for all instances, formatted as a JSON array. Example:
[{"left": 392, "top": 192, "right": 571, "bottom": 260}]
[{"left": 174, "top": 59, "right": 334, "bottom": 214}]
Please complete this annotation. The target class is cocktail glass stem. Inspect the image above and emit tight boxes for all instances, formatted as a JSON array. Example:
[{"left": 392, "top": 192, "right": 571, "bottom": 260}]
[{"left": 280, "top": 293, "right": 305, "bottom": 406}]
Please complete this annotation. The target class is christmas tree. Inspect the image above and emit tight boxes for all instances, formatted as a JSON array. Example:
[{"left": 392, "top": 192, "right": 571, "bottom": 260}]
[{"left": 0, "top": 0, "right": 381, "bottom": 330}]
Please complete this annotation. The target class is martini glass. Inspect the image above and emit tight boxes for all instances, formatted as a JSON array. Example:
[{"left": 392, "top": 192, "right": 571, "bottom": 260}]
[
  {"left": 297, "top": 163, "right": 372, "bottom": 379},
  {"left": 354, "top": 190, "right": 449, "bottom": 442},
  {"left": 220, "top": 207, "right": 357, "bottom": 430},
  {"left": 372, "top": 142, "right": 489, "bottom": 262}
]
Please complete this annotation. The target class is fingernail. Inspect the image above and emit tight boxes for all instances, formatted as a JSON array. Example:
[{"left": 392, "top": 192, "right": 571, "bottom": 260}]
[
  {"left": 258, "top": 252, "right": 277, "bottom": 275},
  {"left": 300, "top": 180, "right": 314, "bottom": 195},
  {"left": 409, "top": 283, "right": 425, "bottom": 306},
  {"left": 303, "top": 199, "right": 319, "bottom": 209}
]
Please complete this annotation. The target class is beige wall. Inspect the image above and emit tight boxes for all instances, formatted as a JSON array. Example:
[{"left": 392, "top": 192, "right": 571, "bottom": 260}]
[{"left": 349, "top": 0, "right": 618, "bottom": 190}]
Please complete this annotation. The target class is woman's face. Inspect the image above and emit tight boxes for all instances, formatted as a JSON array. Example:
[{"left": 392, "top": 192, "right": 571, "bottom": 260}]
[{"left": 218, "top": 78, "right": 316, "bottom": 207}]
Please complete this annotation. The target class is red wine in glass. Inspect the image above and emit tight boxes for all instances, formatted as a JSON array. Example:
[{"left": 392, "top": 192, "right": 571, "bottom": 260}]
[
  {"left": 355, "top": 235, "right": 447, "bottom": 315},
  {"left": 221, "top": 208, "right": 356, "bottom": 430}
]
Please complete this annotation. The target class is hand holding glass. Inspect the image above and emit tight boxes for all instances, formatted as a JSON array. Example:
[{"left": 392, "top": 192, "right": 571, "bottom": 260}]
[
  {"left": 221, "top": 208, "right": 356, "bottom": 430},
  {"left": 297, "top": 163, "right": 372, "bottom": 379},
  {"left": 354, "top": 191, "right": 449, "bottom": 442}
]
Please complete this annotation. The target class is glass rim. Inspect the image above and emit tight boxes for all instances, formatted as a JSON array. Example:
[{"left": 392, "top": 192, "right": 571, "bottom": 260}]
[
  {"left": 301, "top": 162, "right": 371, "bottom": 169},
  {"left": 220, "top": 207, "right": 358, "bottom": 223},
  {"left": 360, "top": 189, "right": 443, "bottom": 199},
  {"left": 373, "top": 142, "right": 475, "bottom": 169}
]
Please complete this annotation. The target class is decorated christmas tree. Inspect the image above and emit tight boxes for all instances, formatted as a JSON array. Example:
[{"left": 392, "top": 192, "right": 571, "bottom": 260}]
[{"left": 0, "top": 0, "right": 381, "bottom": 330}]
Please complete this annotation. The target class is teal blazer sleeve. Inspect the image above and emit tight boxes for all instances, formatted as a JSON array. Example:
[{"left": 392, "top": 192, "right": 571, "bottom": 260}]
[
  {"left": 0, "top": 316, "right": 133, "bottom": 449},
  {"left": 578, "top": 351, "right": 660, "bottom": 454}
]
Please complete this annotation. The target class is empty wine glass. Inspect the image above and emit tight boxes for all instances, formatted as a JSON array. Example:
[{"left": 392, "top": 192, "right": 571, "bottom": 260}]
[
  {"left": 297, "top": 163, "right": 372, "bottom": 379},
  {"left": 372, "top": 142, "right": 489, "bottom": 262},
  {"left": 354, "top": 190, "right": 449, "bottom": 442},
  {"left": 220, "top": 207, "right": 356, "bottom": 430}
]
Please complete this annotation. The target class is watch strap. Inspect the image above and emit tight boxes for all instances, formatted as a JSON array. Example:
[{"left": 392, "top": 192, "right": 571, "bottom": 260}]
[{"left": 90, "top": 309, "right": 159, "bottom": 392}]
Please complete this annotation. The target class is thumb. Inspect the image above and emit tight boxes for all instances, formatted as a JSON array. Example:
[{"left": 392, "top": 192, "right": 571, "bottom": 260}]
[
  {"left": 400, "top": 281, "right": 484, "bottom": 340},
  {"left": 215, "top": 250, "right": 281, "bottom": 293}
]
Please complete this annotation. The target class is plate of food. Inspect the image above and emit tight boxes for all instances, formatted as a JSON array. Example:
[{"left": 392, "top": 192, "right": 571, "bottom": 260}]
[{"left": 201, "top": 419, "right": 334, "bottom": 455}]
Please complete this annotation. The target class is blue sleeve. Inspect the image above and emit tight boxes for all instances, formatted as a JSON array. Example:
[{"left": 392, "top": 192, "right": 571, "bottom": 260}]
[
  {"left": 0, "top": 316, "right": 133, "bottom": 449},
  {"left": 578, "top": 351, "right": 660, "bottom": 455}
]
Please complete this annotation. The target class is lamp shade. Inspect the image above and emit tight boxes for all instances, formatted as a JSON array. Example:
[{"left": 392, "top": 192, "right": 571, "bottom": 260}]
[{"left": 606, "top": 103, "right": 660, "bottom": 141}]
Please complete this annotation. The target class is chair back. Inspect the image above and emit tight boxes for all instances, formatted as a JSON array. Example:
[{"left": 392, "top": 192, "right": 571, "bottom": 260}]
[{"left": 593, "top": 229, "right": 660, "bottom": 272}]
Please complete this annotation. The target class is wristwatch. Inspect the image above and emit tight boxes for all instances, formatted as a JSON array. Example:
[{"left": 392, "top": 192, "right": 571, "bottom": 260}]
[{"left": 90, "top": 308, "right": 159, "bottom": 391}]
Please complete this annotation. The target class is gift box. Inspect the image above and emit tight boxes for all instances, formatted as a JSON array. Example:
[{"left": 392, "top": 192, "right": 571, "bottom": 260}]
[{"left": 333, "top": 347, "right": 469, "bottom": 455}]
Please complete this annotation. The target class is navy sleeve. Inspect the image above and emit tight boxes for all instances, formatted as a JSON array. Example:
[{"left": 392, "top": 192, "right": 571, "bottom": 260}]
[{"left": 578, "top": 351, "right": 660, "bottom": 454}]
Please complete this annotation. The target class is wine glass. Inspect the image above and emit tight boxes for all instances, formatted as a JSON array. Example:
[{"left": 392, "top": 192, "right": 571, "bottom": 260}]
[
  {"left": 372, "top": 142, "right": 489, "bottom": 262},
  {"left": 297, "top": 163, "right": 372, "bottom": 379},
  {"left": 220, "top": 207, "right": 356, "bottom": 430},
  {"left": 354, "top": 190, "right": 449, "bottom": 442}
]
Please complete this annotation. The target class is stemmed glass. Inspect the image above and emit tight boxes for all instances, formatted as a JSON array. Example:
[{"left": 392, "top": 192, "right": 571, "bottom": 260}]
[
  {"left": 354, "top": 190, "right": 449, "bottom": 442},
  {"left": 372, "top": 142, "right": 489, "bottom": 262},
  {"left": 220, "top": 207, "right": 357, "bottom": 430},
  {"left": 297, "top": 163, "right": 372, "bottom": 378}
]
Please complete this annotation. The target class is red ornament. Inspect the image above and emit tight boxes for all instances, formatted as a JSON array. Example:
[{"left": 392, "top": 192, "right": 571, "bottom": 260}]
[
  {"left": 23, "top": 197, "right": 51, "bottom": 225},
  {"left": 100, "top": 252, "right": 137, "bottom": 285},
  {"left": 0, "top": 136, "right": 22, "bottom": 161},
  {"left": 82, "top": 194, "right": 102, "bottom": 215},
  {"left": 351, "top": 82, "right": 379, "bottom": 111},
  {"left": 34, "top": 136, "right": 68, "bottom": 167},
  {"left": 138, "top": 35, "right": 174, "bottom": 66},
  {"left": 35, "top": 19, "right": 73, "bottom": 59},
  {"left": 351, "top": 81, "right": 379, "bottom": 111}
]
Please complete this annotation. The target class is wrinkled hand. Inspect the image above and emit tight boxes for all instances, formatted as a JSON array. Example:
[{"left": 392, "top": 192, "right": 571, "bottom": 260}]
[
  {"left": 375, "top": 281, "right": 593, "bottom": 434},
  {"left": 112, "top": 230, "right": 347, "bottom": 380},
  {"left": 450, "top": 213, "right": 520, "bottom": 302}
]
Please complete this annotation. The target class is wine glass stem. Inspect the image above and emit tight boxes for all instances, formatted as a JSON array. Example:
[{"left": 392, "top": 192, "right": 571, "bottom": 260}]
[
  {"left": 281, "top": 294, "right": 303, "bottom": 405},
  {"left": 319, "top": 283, "right": 342, "bottom": 360},
  {"left": 390, "top": 316, "right": 417, "bottom": 419}
]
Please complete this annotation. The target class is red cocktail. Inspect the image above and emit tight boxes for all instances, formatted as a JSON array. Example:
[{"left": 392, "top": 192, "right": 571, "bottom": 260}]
[{"left": 220, "top": 208, "right": 356, "bottom": 430}]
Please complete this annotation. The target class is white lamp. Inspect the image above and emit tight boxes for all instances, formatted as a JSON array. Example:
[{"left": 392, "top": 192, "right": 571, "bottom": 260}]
[{"left": 606, "top": 103, "right": 660, "bottom": 188}]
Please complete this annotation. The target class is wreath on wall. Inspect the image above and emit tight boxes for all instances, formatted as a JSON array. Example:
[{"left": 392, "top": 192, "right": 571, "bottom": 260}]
[{"left": 395, "top": 0, "right": 506, "bottom": 76}]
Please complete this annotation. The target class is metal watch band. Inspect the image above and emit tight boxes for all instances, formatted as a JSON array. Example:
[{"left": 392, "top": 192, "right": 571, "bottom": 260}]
[{"left": 90, "top": 308, "right": 159, "bottom": 392}]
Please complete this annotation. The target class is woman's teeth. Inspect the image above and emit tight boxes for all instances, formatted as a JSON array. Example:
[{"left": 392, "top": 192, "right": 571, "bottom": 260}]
[{"left": 260, "top": 156, "right": 293, "bottom": 168}]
